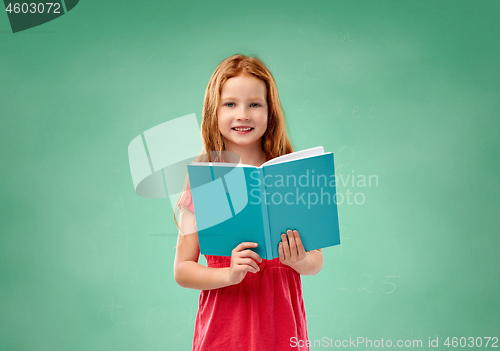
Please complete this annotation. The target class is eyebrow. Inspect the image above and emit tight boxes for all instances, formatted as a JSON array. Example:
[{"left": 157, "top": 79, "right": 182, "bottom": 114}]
[{"left": 220, "top": 97, "right": 266, "bottom": 101}]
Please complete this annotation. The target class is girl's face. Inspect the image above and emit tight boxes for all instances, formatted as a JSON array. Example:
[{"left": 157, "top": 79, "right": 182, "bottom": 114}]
[{"left": 217, "top": 73, "right": 268, "bottom": 151}]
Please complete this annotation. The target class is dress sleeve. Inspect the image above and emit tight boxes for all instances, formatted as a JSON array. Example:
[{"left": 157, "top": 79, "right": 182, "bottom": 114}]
[{"left": 178, "top": 190, "right": 195, "bottom": 213}]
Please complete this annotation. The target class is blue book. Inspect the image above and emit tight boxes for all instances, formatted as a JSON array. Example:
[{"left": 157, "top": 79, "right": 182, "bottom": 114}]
[{"left": 186, "top": 146, "right": 341, "bottom": 259}]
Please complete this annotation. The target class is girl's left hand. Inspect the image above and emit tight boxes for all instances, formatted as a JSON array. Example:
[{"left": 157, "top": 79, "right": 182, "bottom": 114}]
[{"left": 278, "top": 229, "right": 309, "bottom": 269}]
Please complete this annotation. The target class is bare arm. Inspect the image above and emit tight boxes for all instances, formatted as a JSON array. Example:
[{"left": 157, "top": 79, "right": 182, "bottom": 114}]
[{"left": 173, "top": 208, "right": 262, "bottom": 290}]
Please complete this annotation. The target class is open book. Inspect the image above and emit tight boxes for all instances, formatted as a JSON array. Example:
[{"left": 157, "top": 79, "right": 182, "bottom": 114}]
[{"left": 186, "top": 146, "right": 341, "bottom": 259}]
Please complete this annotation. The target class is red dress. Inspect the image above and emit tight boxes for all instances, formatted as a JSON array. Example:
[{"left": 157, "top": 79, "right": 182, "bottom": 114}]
[{"left": 179, "top": 192, "right": 309, "bottom": 351}]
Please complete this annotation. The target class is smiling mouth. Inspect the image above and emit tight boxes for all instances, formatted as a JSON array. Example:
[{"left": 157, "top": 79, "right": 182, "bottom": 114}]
[{"left": 232, "top": 127, "right": 254, "bottom": 131}]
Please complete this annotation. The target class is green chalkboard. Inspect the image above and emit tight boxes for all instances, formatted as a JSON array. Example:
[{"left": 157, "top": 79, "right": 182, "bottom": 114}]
[{"left": 1, "top": 0, "right": 499, "bottom": 350}]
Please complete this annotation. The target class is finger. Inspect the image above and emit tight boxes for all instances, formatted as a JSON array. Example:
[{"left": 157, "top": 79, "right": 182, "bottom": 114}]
[
  {"left": 236, "top": 250, "right": 262, "bottom": 263},
  {"left": 234, "top": 263, "right": 258, "bottom": 276},
  {"left": 233, "top": 242, "right": 258, "bottom": 253},
  {"left": 278, "top": 242, "right": 285, "bottom": 262},
  {"left": 237, "top": 258, "right": 260, "bottom": 271},
  {"left": 287, "top": 229, "right": 298, "bottom": 258},
  {"left": 281, "top": 233, "right": 289, "bottom": 260},
  {"left": 293, "top": 230, "right": 306, "bottom": 258},
  {"left": 246, "top": 250, "right": 263, "bottom": 263},
  {"left": 238, "top": 249, "right": 263, "bottom": 263}
]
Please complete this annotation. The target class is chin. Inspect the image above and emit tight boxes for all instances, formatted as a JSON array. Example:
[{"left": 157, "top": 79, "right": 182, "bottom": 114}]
[{"left": 226, "top": 138, "right": 261, "bottom": 147}]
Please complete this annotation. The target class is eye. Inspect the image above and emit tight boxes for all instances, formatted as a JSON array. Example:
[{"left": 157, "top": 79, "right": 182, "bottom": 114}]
[
  {"left": 250, "top": 103, "right": 261, "bottom": 108},
  {"left": 224, "top": 102, "right": 235, "bottom": 107}
]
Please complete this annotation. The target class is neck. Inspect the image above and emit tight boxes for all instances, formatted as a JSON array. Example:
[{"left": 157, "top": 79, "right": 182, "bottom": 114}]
[{"left": 224, "top": 141, "right": 267, "bottom": 167}]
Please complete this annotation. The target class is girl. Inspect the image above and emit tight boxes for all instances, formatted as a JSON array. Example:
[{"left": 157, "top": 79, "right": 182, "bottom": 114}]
[{"left": 173, "top": 54, "right": 324, "bottom": 351}]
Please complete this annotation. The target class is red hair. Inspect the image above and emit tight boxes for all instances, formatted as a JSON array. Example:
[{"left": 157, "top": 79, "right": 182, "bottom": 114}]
[{"left": 174, "top": 54, "right": 295, "bottom": 235}]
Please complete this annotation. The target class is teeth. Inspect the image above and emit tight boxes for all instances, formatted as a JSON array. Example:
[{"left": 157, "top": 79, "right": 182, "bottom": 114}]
[{"left": 233, "top": 127, "right": 252, "bottom": 131}]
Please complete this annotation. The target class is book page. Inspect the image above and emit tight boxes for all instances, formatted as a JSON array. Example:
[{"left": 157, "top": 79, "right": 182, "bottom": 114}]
[
  {"left": 190, "top": 162, "right": 257, "bottom": 168},
  {"left": 190, "top": 146, "right": 325, "bottom": 168},
  {"left": 261, "top": 146, "right": 324, "bottom": 167}
]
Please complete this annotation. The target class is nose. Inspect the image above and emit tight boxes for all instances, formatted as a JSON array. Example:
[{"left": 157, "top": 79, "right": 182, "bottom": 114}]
[{"left": 235, "top": 106, "right": 251, "bottom": 120}]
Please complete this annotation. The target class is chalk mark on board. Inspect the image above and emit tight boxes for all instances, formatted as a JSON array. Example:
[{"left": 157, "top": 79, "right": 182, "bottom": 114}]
[
  {"left": 114, "top": 159, "right": 123, "bottom": 173},
  {"left": 130, "top": 268, "right": 138, "bottom": 283},
  {"left": 335, "top": 146, "right": 355, "bottom": 177},
  {"left": 298, "top": 100, "right": 310, "bottom": 113},
  {"left": 129, "top": 118, "right": 143, "bottom": 136},
  {"left": 329, "top": 313, "right": 354, "bottom": 337},
  {"left": 339, "top": 59, "right": 357, "bottom": 84},
  {"left": 381, "top": 275, "right": 400, "bottom": 294},
  {"left": 146, "top": 305, "right": 166, "bottom": 328},
  {"left": 114, "top": 197, "right": 125, "bottom": 208},
  {"left": 368, "top": 106, "right": 376, "bottom": 119},
  {"left": 333, "top": 32, "right": 354, "bottom": 42},
  {"left": 338, "top": 272, "right": 349, "bottom": 291},
  {"left": 111, "top": 270, "right": 124, "bottom": 283},
  {"left": 114, "top": 123, "right": 122, "bottom": 137},
  {"left": 339, "top": 226, "right": 349, "bottom": 253},
  {"left": 112, "top": 226, "right": 132, "bottom": 252},
  {"left": 303, "top": 62, "right": 320, "bottom": 80},
  {"left": 331, "top": 106, "right": 342, "bottom": 119},
  {"left": 358, "top": 273, "right": 373, "bottom": 293},
  {"left": 97, "top": 296, "right": 126, "bottom": 325},
  {"left": 352, "top": 106, "right": 360, "bottom": 119},
  {"left": 177, "top": 307, "right": 196, "bottom": 336}
]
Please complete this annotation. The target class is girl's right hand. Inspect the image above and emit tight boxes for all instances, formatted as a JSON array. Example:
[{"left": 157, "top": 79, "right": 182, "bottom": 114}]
[{"left": 227, "top": 242, "right": 263, "bottom": 286}]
